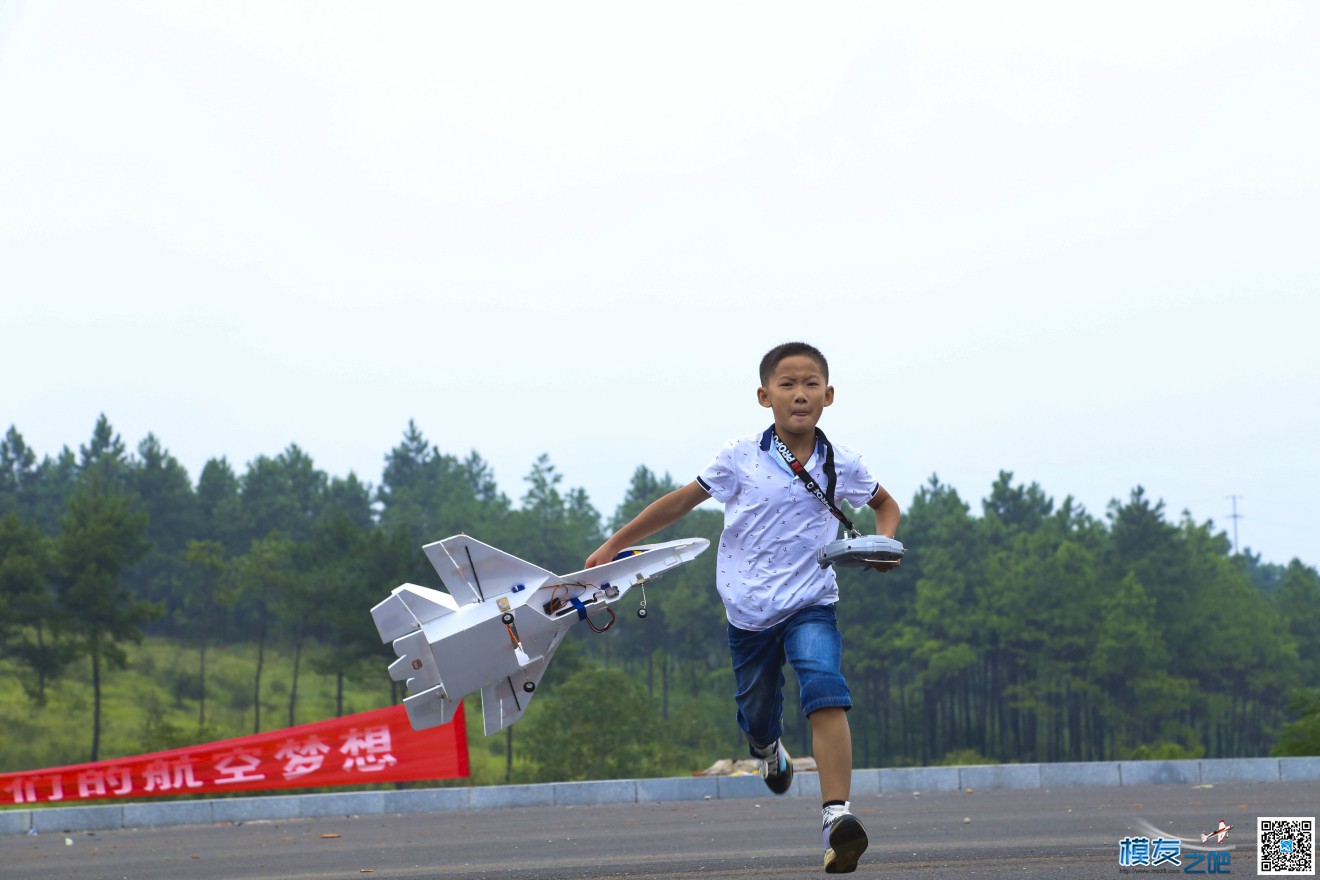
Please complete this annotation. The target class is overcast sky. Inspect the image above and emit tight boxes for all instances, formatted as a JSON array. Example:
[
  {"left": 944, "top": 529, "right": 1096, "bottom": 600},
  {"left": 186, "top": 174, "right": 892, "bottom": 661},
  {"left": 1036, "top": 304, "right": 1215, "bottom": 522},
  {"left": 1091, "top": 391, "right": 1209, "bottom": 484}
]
[{"left": 2, "top": 2, "right": 1317, "bottom": 568}]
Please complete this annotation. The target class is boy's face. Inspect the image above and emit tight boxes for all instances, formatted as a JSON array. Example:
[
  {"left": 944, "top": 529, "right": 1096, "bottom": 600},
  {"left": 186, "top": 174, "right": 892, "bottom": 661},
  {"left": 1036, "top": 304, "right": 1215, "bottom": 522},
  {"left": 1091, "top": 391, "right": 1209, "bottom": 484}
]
[{"left": 757, "top": 354, "right": 833, "bottom": 437}]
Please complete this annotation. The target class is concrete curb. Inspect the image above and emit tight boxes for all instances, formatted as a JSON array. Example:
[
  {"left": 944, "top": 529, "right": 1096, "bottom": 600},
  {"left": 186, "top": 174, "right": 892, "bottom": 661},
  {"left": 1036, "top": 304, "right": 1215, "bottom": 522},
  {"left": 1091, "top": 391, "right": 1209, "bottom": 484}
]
[{"left": 4, "top": 757, "right": 1317, "bottom": 836}]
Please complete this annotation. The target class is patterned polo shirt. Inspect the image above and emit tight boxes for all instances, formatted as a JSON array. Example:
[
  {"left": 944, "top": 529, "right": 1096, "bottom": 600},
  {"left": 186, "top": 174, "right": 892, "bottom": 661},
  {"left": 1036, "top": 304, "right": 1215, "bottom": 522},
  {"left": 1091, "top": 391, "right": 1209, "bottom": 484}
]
[{"left": 697, "top": 426, "right": 880, "bottom": 631}]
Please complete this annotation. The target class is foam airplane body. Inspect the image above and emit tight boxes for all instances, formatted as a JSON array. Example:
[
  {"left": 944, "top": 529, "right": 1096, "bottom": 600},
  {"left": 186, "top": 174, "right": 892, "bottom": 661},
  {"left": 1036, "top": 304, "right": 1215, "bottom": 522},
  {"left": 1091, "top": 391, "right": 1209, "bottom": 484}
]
[
  {"left": 1200, "top": 820, "right": 1234, "bottom": 844},
  {"left": 371, "top": 535, "right": 709, "bottom": 735}
]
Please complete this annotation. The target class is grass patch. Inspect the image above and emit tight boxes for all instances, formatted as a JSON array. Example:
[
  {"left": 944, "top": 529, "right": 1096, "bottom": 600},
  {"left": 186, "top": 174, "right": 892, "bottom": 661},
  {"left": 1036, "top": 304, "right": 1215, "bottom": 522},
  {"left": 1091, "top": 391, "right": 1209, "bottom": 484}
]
[
  {"left": 0, "top": 636, "right": 396, "bottom": 773},
  {"left": 1, "top": 636, "right": 743, "bottom": 791}
]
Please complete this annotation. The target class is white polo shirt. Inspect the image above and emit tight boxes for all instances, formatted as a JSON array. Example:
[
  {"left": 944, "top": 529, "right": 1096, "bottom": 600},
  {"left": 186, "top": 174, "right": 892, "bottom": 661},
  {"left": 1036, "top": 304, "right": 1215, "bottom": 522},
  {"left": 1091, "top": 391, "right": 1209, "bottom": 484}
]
[{"left": 697, "top": 426, "right": 881, "bottom": 631}]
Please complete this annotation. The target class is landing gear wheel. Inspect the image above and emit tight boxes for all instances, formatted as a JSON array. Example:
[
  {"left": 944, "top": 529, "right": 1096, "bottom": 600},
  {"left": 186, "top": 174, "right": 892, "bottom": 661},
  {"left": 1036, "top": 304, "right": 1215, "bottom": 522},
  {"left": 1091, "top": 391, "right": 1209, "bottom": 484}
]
[
  {"left": 522, "top": 681, "right": 536, "bottom": 693},
  {"left": 637, "top": 607, "right": 648, "bottom": 619},
  {"left": 501, "top": 612, "right": 514, "bottom": 624}
]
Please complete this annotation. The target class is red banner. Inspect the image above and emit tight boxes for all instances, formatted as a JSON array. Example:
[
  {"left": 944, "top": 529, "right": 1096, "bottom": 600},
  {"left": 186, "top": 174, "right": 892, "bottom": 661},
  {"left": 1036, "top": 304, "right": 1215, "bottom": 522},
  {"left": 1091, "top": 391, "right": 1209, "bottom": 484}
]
[{"left": 1, "top": 703, "right": 468, "bottom": 805}]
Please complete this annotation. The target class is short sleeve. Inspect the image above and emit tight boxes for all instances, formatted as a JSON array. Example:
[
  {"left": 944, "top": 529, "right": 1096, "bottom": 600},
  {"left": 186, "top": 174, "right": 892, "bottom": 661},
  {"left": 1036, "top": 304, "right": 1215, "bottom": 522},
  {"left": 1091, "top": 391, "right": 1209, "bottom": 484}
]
[
  {"left": 837, "top": 447, "right": 881, "bottom": 509},
  {"left": 696, "top": 440, "right": 739, "bottom": 503}
]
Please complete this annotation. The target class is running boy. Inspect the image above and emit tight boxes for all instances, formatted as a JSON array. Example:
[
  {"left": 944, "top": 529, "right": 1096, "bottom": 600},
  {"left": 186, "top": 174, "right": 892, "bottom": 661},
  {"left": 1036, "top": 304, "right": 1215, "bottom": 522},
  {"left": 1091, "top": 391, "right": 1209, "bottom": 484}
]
[{"left": 585, "top": 341, "right": 901, "bottom": 874}]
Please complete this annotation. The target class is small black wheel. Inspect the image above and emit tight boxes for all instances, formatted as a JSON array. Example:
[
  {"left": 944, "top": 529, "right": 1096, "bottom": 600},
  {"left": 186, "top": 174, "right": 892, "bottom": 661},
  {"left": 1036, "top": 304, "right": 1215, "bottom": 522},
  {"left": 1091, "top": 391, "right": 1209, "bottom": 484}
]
[
  {"left": 637, "top": 607, "right": 648, "bottom": 619},
  {"left": 522, "top": 681, "right": 536, "bottom": 693},
  {"left": 501, "top": 612, "right": 514, "bottom": 625}
]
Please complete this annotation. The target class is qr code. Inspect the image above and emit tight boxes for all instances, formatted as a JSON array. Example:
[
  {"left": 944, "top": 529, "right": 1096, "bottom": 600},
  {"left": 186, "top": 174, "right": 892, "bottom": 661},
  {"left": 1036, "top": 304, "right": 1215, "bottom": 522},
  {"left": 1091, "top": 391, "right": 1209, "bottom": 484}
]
[{"left": 1259, "top": 817, "right": 1315, "bottom": 875}]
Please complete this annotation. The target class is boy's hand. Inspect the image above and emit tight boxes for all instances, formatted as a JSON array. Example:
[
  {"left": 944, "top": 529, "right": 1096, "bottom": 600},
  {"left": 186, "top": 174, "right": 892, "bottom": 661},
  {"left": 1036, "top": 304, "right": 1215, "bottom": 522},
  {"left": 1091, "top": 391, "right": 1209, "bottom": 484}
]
[
  {"left": 585, "top": 543, "right": 619, "bottom": 569},
  {"left": 869, "top": 558, "right": 902, "bottom": 573},
  {"left": 584, "top": 481, "right": 711, "bottom": 570}
]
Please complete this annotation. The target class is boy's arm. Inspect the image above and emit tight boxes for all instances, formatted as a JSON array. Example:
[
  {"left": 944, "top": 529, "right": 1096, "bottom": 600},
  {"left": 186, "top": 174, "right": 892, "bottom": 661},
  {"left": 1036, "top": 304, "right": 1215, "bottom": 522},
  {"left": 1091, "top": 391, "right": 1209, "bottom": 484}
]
[
  {"left": 867, "top": 484, "right": 902, "bottom": 571},
  {"left": 585, "top": 480, "right": 711, "bottom": 568}
]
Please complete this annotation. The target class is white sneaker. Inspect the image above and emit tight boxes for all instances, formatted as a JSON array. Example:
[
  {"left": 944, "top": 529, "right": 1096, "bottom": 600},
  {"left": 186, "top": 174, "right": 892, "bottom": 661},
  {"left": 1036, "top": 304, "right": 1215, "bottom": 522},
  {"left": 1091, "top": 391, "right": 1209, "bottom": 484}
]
[
  {"left": 755, "top": 740, "right": 793, "bottom": 795},
  {"left": 822, "top": 802, "right": 868, "bottom": 874}
]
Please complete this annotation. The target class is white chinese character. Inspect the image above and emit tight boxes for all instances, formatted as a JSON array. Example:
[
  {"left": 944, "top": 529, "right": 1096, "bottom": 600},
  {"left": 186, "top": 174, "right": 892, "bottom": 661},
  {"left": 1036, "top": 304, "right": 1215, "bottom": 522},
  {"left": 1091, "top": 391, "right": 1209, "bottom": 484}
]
[
  {"left": 339, "top": 726, "right": 398, "bottom": 773},
  {"left": 106, "top": 766, "right": 132, "bottom": 796},
  {"left": 213, "top": 748, "right": 266, "bottom": 785},
  {"left": 143, "top": 757, "right": 204, "bottom": 792},
  {"left": 75, "top": 767, "right": 133, "bottom": 799},
  {"left": 275, "top": 736, "right": 332, "bottom": 779},
  {"left": 4, "top": 778, "right": 37, "bottom": 804},
  {"left": 44, "top": 774, "right": 65, "bottom": 802},
  {"left": 6, "top": 775, "right": 67, "bottom": 803}
]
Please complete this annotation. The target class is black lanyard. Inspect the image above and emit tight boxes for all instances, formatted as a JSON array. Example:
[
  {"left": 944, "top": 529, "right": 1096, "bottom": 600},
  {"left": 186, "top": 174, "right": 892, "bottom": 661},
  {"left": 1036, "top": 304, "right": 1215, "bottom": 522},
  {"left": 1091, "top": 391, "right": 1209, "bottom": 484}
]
[{"left": 769, "top": 426, "right": 860, "bottom": 538}]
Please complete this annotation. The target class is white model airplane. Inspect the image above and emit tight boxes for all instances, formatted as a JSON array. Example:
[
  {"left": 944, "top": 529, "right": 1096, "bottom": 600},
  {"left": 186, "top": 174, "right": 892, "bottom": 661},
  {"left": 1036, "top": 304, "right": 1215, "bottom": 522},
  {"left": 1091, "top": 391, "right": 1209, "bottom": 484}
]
[
  {"left": 1200, "top": 820, "right": 1234, "bottom": 844},
  {"left": 371, "top": 534, "right": 709, "bottom": 735}
]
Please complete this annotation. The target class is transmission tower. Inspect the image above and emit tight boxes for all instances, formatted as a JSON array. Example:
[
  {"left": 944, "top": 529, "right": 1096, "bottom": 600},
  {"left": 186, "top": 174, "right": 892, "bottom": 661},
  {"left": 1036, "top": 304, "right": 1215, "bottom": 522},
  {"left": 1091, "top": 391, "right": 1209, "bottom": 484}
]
[{"left": 1226, "top": 494, "right": 1244, "bottom": 554}]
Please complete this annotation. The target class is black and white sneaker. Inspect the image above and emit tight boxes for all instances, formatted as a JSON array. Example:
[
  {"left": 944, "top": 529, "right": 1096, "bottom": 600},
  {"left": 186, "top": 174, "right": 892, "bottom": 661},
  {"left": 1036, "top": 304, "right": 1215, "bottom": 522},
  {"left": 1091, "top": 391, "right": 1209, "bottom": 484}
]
[
  {"left": 756, "top": 739, "right": 793, "bottom": 795},
  {"left": 822, "top": 802, "right": 868, "bottom": 874}
]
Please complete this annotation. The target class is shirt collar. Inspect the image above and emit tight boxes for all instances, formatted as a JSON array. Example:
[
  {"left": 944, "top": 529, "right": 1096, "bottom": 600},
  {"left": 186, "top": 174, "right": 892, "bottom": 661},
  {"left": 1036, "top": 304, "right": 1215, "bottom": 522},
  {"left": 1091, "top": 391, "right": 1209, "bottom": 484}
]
[{"left": 761, "top": 424, "right": 825, "bottom": 471}]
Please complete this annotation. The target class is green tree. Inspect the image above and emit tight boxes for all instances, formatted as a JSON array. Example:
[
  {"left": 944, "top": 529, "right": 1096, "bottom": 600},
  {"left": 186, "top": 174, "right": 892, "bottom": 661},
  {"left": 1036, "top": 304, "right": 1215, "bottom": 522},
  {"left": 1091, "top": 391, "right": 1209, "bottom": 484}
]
[
  {"left": 601, "top": 466, "right": 723, "bottom": 716},
  {"left": 514, "top": 454, "right": 602, "bottom": 575},
  {"left": 182, "top": 539, "right": 229, "bottom": 726},
  {"left": 841, "top": 475, "right": 972, "bottom": 767},
  {"left": 1274, "top": 561, "right": 1320, "bottom": 686},
  {"left": 0, "top": 425, "right": 40, "bottom": 518},
  {"left": 378, "top": 422, "right": 512, "bottom": 548},
  {"left": 982, "top": 470, "right": 1053, "bottom": 538},
  {"left": 197, "top": 457, "right": 245, "bottom": 553},
  {"left": 519, "top": 666, "right": 678, "bottom": 781},
  {"left": 273, "top": 470, "right": 376, "bottom": 726},
  {"left": 377, "top": 420, "right": 435, "bottom": 543},
  {"left": 55, "top": 478, "right": 158, "bottom": 760},
  {"left": 325, "top": 472, "right": 374, "bottom": 529},
  {"left": 1272, "top": 689, "right": 1320, "bottom": 757},
  {"left": 310, "top": 518, "right": 409, "bottom": 715},
  {"left": 130, "top": 433, "right": 201, "bottom": 625},
  {"left": 239, "top": 444, "right": 327, "bottom": 545},
  {"left": 277, "top": 558, "right": 320, "bottom": 727},
  {"left": 1175, "top": 517, "right": 1297, "bottom": 756},
  {"left": 78, "top": 414, "right": 131, "bottom": 491},
  {"left": 0, "top": 512, "right": 67, "bottom": 701},
  {"left": 31, "top": 447, "right": 78, "bottom": 535},
  {"left": 228, "top": 532, "right": 298, "bottom": 733}
]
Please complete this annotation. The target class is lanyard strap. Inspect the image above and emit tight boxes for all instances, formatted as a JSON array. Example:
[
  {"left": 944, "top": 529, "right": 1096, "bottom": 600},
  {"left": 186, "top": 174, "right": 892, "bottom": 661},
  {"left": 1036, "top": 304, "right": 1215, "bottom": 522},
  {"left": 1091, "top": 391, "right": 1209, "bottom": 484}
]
[{"left": 770, "top": 426, "right": 860, "bottom": 538}]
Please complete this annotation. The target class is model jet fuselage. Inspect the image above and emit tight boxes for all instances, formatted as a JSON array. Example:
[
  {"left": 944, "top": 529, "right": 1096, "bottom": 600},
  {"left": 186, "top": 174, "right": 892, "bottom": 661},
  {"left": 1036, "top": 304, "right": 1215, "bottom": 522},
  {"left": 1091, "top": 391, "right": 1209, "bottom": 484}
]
[{"left": 370, "top": 535, "right": 709, "bottom": 735}]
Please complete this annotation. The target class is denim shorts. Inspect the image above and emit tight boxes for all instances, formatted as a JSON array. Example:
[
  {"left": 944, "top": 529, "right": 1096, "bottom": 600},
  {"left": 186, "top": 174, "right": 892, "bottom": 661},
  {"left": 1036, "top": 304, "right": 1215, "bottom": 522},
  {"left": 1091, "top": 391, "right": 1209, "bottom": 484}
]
[{"left": 727, "top": 603, "right": 851, "bottom": 749}]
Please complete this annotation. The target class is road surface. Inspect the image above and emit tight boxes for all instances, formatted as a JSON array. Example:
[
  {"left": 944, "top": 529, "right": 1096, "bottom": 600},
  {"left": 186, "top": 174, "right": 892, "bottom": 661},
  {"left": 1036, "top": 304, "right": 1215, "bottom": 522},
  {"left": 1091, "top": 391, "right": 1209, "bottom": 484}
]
[{"left": 2, "top": 780, "right": 1313, "bottom": 879}]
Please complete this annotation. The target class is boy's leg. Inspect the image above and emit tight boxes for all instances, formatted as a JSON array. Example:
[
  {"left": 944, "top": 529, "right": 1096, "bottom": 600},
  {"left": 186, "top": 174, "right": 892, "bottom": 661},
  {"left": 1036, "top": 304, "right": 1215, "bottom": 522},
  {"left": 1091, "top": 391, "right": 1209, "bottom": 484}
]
[
  {"left": 783, "top": 605, "right": 868, "bottom": 873},
  {"left": 782, "top": 604, "right": 852, "bottom": 792},
  {"left": 808, "top": 706, "right": 852, "bottom": 804},
  {"left": 727, "top": 620, "right": 794, "bottom": 794},
  {"left": 727, "top": 620, "right": 787, "bottom": 749}
]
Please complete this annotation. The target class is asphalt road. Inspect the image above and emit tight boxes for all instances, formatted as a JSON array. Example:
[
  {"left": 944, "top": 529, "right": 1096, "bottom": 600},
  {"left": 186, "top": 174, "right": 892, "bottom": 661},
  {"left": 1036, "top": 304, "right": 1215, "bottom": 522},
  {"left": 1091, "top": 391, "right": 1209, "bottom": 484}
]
[{"left": 3, "top": 781, "right": 1314, "bottom": 879}]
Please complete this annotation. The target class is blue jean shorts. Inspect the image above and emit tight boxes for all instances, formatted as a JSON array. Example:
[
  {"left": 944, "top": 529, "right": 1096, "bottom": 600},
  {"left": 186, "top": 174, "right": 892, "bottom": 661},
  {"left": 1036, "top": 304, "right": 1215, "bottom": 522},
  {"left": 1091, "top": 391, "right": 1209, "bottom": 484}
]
[{"left": 727, "top": 603, "right": 851, "bottom": 749}]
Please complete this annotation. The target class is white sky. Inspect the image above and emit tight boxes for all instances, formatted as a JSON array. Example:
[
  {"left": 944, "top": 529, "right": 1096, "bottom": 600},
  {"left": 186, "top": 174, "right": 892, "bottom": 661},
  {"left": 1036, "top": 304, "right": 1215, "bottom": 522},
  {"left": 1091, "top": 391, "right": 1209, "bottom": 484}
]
[{"left": 2, "top": 2, "right": 1317, "bottom": 567}]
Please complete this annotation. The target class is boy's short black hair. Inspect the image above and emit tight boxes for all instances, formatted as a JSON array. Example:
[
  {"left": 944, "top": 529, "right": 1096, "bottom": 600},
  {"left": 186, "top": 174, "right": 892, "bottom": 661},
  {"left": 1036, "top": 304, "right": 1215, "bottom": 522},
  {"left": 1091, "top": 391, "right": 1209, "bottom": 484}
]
[{"left": 759, "top": 342, "right": 829, "bottom": 386}]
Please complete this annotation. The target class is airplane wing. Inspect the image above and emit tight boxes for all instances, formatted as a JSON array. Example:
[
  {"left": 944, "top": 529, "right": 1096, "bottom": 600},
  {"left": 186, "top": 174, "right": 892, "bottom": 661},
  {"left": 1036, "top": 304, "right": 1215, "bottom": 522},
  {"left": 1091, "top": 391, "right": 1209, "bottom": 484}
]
[
  {"left": 423, "top": 535, "right": 556, "bottom": 607},
  {"left": 479, "top": 629, "right": 566, "bottom": 734},
  {"left": 552, "top": 538, "right": 708, "bottom": 588}
]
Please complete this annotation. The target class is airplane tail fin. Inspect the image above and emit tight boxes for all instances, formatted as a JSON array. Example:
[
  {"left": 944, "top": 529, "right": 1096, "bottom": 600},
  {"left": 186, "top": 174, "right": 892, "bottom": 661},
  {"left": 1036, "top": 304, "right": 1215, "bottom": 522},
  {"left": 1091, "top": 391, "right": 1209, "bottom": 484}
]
[
  {"left": 371, "top": 583, "right": 460, "bottom": 643},
  {"left": 402, "top": 686, "right": 459, "bottom": 730},
  {"left": 387, "top": 629, "right": 459, "bottom": 730}
]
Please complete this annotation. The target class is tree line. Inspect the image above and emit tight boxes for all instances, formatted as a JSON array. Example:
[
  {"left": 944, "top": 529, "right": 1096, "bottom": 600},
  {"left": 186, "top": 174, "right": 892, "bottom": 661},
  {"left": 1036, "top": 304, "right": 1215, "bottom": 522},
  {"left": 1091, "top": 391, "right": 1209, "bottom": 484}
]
[{"left": 1, "top": 415, "right": 1317, "bottom": 772}]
